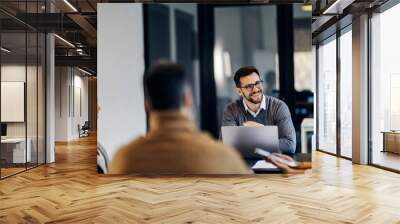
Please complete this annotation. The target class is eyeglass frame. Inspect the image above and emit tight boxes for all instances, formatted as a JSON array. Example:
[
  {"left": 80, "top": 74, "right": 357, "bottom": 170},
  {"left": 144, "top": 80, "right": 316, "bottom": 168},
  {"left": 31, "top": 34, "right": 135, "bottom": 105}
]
[{"left": 239, "top": 80, "right": 264, "bottom": 92}]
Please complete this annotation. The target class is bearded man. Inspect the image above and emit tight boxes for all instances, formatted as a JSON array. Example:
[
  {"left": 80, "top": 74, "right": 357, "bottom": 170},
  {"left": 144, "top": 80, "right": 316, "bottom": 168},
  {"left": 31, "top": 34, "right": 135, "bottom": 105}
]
[{"left": 222, "top": 66, "right": 296, "bottom": 154}]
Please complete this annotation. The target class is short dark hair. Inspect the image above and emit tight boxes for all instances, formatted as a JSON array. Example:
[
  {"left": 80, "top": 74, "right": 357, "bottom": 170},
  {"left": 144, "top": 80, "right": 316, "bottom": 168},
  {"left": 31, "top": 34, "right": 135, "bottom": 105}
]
[
  {"left": 143, "top": 61, "right": 189, "bottom": 110},
  {"left": 233, "top": 66, "right": 260, "bottom": 87}
]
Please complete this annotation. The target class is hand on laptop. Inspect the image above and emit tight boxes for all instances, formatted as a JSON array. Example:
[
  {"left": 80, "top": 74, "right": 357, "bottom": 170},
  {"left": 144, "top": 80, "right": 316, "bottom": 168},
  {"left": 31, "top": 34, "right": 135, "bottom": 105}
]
[
  {"left": 264, "top": 153, "right": 305, "bottom": 174},
  {"left": 243, "top": 121, "right": 264, "bottom": 128}
]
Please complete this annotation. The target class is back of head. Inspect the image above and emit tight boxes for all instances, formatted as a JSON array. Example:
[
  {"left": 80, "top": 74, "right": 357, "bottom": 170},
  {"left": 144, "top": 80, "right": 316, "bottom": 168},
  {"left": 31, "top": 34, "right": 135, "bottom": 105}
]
[{"left": 143, "top": 61, "right": 189, "bottom": 111}]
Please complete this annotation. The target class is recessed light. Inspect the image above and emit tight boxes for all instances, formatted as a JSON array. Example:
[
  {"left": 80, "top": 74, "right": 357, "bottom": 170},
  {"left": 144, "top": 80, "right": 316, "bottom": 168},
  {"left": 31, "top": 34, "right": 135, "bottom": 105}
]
[
  {"left": 302, "top": 5, "right": 312, "bottom": 12},
  {"left": 1, "top": 47, "right": 11, "bottom": 53},
  {"left": 78, "top": 67, "right": 93, "bottom": 76},
  {"left": 54, "top": 34, "right": 75, "bottom": 48},
  {"left": 63, "top": 0, "right": 78, "bottom": 12}
]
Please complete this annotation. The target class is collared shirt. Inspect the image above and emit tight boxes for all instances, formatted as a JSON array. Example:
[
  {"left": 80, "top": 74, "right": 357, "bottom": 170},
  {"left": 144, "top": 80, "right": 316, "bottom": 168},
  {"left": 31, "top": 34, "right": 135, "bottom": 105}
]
[
  {"left": 242, "top": 95, "right": 266, "bottom": 118},
  {"left": 222, "top": 95, "right": 296, "bottom": 154}
]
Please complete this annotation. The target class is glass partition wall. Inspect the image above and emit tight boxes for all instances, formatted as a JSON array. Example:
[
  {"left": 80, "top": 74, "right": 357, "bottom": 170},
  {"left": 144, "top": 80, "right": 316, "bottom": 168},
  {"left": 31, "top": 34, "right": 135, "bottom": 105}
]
[
  {"left": 339, "top": 26, "right": 352, "bottom": 159},
  {"left": 144, "top": 4, "right": 200, "bottom": 126},
  {"left": 316, "top": 25, "right": 353, "bottom": 159},
  {"left": 0, "top": 4, "right": 46, "bottom": 179},
  {"left": 316, "top": 0, "right": 400, "bottom": 172},
  {"left": 317, "top": 35, "right": 337, "bottom": 155},
  {"left": 370, "top": 2, "right": 400, "bottom": 171}
]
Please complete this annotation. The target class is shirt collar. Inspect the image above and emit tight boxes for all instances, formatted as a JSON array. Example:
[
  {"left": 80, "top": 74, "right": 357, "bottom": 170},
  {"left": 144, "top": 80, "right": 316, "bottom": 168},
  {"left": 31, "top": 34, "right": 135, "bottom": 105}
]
[{"left": 242, "top": 94, "right": 266, "bottom": 118}]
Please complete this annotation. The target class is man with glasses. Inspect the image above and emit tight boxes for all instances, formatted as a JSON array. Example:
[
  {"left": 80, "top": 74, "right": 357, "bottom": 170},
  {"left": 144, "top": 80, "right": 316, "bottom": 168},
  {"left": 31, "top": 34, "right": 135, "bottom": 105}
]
[{"left": 222, "top": 66, "right": 296, "bottom": 154}]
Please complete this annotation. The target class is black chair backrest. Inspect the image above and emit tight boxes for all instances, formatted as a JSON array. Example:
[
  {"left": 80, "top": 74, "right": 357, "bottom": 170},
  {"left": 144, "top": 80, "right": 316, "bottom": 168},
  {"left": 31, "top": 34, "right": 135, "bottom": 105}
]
[{"left": 82, "top": 121, "right": 90, "bottom": 129}]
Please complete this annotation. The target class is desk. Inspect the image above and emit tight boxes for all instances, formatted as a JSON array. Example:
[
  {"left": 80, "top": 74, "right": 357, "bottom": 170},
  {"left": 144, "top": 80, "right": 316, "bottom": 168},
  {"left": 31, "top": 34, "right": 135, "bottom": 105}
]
[
  {"left": 1, "top": 138, "right": 31, "bottom": 163},
  {"left": 245, "top": 153, "right": 311, "bottom": 173}
]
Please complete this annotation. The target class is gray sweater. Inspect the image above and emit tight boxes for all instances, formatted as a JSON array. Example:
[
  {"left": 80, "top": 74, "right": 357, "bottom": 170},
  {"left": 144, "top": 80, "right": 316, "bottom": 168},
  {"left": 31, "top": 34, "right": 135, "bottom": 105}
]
[{"left": 222, "top": 95, "right": 296, "bottom": 154}]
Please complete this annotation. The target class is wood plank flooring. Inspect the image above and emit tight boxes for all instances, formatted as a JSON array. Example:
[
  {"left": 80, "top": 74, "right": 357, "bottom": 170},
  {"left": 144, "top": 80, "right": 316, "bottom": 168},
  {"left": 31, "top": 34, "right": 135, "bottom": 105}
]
[
  {"left": 1, "top": 135, "right": 400, "bottom": 223},
  {"left": 372, "top": 151, "right": 400, "bottom": 171}
]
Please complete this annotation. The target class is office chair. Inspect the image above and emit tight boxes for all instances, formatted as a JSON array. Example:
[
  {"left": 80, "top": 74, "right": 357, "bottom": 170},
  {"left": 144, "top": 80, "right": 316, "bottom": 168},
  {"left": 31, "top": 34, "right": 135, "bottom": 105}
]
[
  {"left": 97, "top": 143, "right": 109, "bottom": 174},
  {"left": 79, "top": 121, "right": 90, "bottom": 138}
]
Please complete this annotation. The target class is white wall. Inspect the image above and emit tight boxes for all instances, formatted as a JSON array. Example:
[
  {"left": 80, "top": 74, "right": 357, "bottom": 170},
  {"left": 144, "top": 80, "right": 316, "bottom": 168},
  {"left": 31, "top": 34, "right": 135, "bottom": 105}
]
[
  {"left": 97, "top": 3, "right": 147, "bottom": 162},
  {"left": 72, "top": 73, "right": 89, "bottom": 138},
  {"left": 54, "top": 67, "right": 89, "bottom": 141},
  {"left": 55, "top": 67, "right": 69, "bottom": 141}
]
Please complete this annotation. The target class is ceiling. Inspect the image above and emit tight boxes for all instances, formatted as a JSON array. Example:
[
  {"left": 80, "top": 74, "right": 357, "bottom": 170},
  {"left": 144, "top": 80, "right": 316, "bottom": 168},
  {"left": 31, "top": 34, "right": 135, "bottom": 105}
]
[
  {"left": 0, "top": 0, "right": 99, "bottom": 74},
  {"left": 2, "top": 0, "right": 386, "bottom": 74}
]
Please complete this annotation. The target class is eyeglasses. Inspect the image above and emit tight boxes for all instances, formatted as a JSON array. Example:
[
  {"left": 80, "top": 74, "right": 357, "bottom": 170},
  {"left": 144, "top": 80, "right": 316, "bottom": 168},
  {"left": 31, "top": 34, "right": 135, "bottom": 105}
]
[{"left": 240, "top": 80, "right": 263, "bottom": 92}]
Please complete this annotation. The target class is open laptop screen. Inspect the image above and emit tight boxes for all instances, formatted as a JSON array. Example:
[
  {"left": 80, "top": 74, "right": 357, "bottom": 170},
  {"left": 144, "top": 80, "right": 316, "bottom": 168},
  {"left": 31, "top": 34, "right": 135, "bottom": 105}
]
[{"left": 221, "top": 126, "right": 280, "bottom": 159}]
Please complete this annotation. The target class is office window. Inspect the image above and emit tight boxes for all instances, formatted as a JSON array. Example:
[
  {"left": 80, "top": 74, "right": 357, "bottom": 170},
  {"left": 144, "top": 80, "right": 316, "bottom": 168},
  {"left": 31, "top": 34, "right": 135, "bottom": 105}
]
[
  {"left": 339, "top": 27, "right": 352, "bottom": 158},
  {"left": 370, "top": 3, "right": 400, "bottom": 171},
  {"left": 317, "top": 35, "right": 337, "bottom": 154}
]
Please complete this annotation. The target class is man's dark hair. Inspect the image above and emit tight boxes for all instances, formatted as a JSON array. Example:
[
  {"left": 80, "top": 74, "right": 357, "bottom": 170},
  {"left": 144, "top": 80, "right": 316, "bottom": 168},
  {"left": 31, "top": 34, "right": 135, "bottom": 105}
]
[
  {"left": 143, "top": 61, "right": 189, "bottom": 110},
  {"left": 233, "top": 66, "right": 260, "bottom": 87}
]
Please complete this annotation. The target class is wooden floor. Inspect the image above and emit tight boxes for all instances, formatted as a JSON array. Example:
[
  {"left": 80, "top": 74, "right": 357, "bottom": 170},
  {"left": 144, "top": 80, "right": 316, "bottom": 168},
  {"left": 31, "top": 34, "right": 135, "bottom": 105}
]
[
  {"left": 1, "top": 135, "right": 400, "bottom": 223},
  {"left": 1, "top": 167, "right": 26, "bottom": 178},
  {"left": 372, "top": 151, "right": 400, "bottom": 171}
]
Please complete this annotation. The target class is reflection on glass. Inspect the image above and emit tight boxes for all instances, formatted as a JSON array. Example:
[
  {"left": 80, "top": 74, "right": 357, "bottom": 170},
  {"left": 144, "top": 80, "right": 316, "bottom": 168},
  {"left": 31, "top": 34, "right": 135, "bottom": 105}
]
[
  {"left": 293, "top": 4, "right": 312, "bottom": 92},
  {"left": 27, "top": 32, "right": 39, "bottom": 169},
  {"left": 317, "top": 36, "right": 337, "bottom": 154},
  {"left": 371, "top": 4, "right": 400, "bottom": 171},
  {"left": 38, "top": 33, "right": 46, "bottom": 165},
  {"left": 145, "top": 4, "right": 200, "bottom": 125},
  {"left": 0, "top": 1, "right": 46, "bottom": 179},
  {"left": 1, "top": 32, "right": 27, "bottom": 177},
  {"left": 340, "top": 28, "right": 352, "bottom": 158},
  {"left": 293, "top": 6, "right": 313, "bottom": 149}
]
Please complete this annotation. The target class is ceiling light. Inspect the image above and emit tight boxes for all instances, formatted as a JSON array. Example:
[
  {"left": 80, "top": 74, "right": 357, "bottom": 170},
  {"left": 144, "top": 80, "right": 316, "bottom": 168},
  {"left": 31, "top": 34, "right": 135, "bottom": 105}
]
[
  {"left": 78, "top": 67, "right": 93, "bottom": 76},
  {"left": 63, "top": 0, "right": 78, "bottom": 12},
  {"left": 322, "top": 0, "right": 354, "bottom": 15},
  {"left": 323, "top": 0, "right": 341, "bottom": 14},
  {"left": 54, "top": 34, "right": 75, "bottom": 48},
  {"left": 302, "top": 5, "right": 312, "bottom": 12},
  {"left": 1, "top": 47, "right": 11, "bottom": 53}
]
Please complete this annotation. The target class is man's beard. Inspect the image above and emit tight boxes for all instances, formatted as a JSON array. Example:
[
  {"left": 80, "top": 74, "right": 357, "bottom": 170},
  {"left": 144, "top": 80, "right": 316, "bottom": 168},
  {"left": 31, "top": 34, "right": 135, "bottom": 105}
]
[{"left": 243, "top": 90, "right": 263, "bottom": 104}]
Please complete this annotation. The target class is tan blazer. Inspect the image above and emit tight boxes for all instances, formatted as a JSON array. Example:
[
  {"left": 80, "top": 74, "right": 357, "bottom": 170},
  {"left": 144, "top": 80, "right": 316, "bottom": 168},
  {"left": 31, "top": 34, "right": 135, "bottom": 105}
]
[{"left": 108, "top": 113, "right": 250, "bottom": 175}]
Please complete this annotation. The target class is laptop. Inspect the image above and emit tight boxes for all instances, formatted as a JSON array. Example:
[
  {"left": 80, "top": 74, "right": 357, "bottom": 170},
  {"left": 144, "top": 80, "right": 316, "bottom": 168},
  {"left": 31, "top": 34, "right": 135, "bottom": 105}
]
[{"left": 221, "top": 125, "right": 280, "bottom": 159}]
